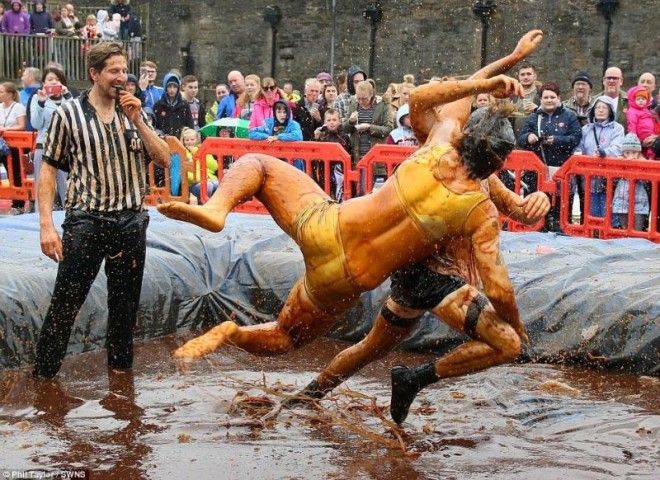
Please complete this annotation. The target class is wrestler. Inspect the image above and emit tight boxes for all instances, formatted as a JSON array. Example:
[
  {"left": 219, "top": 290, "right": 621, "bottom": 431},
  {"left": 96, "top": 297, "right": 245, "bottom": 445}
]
[{"left": 157, "top": 31, "right": 544, "bottom": 378}]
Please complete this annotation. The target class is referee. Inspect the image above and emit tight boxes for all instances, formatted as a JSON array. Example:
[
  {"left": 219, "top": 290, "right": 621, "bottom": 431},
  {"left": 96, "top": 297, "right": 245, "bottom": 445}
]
[{"left": 33, "top": 42, "right": 170, "bottom": 379}]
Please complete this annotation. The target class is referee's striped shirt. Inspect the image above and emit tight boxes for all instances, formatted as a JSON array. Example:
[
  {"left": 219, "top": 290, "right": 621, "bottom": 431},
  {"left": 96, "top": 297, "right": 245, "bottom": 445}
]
[{"left": 42, "top": 90, "right": 152, "bottom": 212}]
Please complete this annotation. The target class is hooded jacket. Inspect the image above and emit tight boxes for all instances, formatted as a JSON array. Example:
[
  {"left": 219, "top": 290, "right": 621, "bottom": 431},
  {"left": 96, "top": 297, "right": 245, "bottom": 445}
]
[
  {"left": 387, "top": 103, "right": 418, "bottom": 146},
  {"left": 576, "top": 95, "right": 624, "bottom": 158},
  {"left": 153, "top": 72, "right": 193, "bottom": 138},
  {"left": 626, "top": 85, "right": 655, "bottom": 158},
  {"left": 248, "top": 100, "right": 302, "bottom": 142},
  {"left": 1, "top": 1, "right": 30, "bottom": 34},
  {"left": 517, "top": 103, "right": 582, "bottom": 167},
  {"left": 335, "top": 65, "right": 366, "bottom": 123},
  {"left": 249, "top": 91, "right": 283, "bottom": 129},
  {"left": 29, "top": 1, "right": 54, "bottom": 34}
]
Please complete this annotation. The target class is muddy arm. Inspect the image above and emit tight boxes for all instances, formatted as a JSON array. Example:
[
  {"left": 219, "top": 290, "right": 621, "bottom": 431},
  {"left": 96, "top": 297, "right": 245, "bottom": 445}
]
[{"left": 488, "top": 175, "right": 550, "bottom": 225}]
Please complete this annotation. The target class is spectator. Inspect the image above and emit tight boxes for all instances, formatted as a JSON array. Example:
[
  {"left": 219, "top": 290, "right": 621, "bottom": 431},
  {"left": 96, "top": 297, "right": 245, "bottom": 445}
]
[
  {"left": 95, "top": 9, "right": 115, "bottom": 40},
  {"left": 386, "top": 103, "right": 418, "bottom": 146},
  {"left": 1, "top": 0, "right": 29, "bottom": 34},
  {"left": 292, "top": 77, "right": 323, "bottom": 141},
  {"left": 343, "top": 79, "right": 393, "bottom": 174},
  {"left": 336, "top": 71, "right": 347, "bottom": 95},
  {"left": 19, "top": 66, "right": 41, "bottom": 131},
  {"left": 153, "top": 71, "right": 193, "bottom": 139},
  {"left": 398, "top": 82, "right": 415, "bottom": 106},
  {"left": 82, "top": 13, "right": 100, "bottom": 39},
  {"left": 596, "top": 66, "right": 627, "bottom": 128},
  {"left": 473, "top": 93, "right": 494, "bottom": 109},
  {"left": 382, "top": 82, "right": 400, "bottom": 125},
  {"left": 281, "top": 81, "right": 300, "bottom": 102},
  {"left": 205, "top": 83, "right": 228, "bottom": 125},
  {"left": 637, "top": 72, "right": 656, "bottom": 109},
  {"left": 612, "top": 133, "right": 650, "bottom": 230},
  {"left": 574, "top": 96, "right": 624, "bottom": 218},
  {"left": 216, "top": 70, "right": 245, "bottom": 120},
  {"left": 65, "top": 3, "right": 81, "bottom": 30},
  {"left": 30, "top": 67, "right": 72, "bottom": 209},
  {"left": 336, "top": 65, "right": 366, "bottom": 123},
  {"left": 30, "top": 0, "right": 53, "bottom": 34},
  {"left": 563, "top": 71, "right": 596, "bottom": 126},
  {"left": 249, "top": 77, "right": 283, "bottom": 129},
  {"left": 233, "top": 73, "right": 260, "bottom": 120},
  {"left": 321, "top": 82, "right": 338, "bottom": 109},
  {"left": 626, "top": 86, "right": 655, "bottom": 159},
  {"left": 316, "top": 71, "right": 333, "bottom": 93},
  {"left": 109, "top": 0, "right": 131, "bottom": 40},
  {"left": 0, "top": 81, "right": 27, "bottom": 214},
  {"left": 125, "top": 11, "right": 141, "bottom": 58},
  {"left": 181, "top": 75, "right": 206, "bottom": 131},
  {"left": 137, "top": 60, "right": 163, "bottom": 109},
  {"left": 180, "top": 127, "right": 218, "bottom": 204},
  {"left": 314, "top": 107, "right": 351, "bottom": 201},
  {"left": 248, "top": 100, "right": 302, "bottom": 143},
  {"left": 518, "top": 82, "right": 581, "bottom": 231},
  {"left": 124, "top": 73, "right": 142, "bottom": 102},
  {"left": 54, "top": 4, "right": 76, "bottom": 37},
  {"left": 512, "top": 61, "right": 540, "bottom": 115}
]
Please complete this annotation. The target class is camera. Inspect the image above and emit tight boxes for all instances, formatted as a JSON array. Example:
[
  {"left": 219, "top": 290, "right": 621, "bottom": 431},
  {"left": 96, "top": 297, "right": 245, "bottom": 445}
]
[
  {"left": 320, "top": 125, "right": 328, "bottom": 133},
  {"left": 44, "top": 84, "right": 62, "bottom": 96}
]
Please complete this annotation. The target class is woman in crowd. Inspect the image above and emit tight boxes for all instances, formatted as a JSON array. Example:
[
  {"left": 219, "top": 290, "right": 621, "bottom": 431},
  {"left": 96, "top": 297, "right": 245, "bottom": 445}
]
[
  {"left": 0, "top": 81, "right": 27, "bottom": 214},
  {"left": 321, "top": 82, "right": 338, "bottom": 110},
  {"left": 249, "top": 77, "right": 284, "bottom": 129},
  {"left": 30, "top": 67, "right": 73, "bottom": 208},
  {"left": 233, "top": 74, "right": 260, "bottom": 121}
]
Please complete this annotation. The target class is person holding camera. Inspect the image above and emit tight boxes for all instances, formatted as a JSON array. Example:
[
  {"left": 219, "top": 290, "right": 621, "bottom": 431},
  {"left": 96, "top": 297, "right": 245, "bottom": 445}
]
[
  {"left": 517, "top": 82, "right": 581, "bottom": 231},
  {"left": 30, "top": 66, "right": 73, "bottom": 209}
]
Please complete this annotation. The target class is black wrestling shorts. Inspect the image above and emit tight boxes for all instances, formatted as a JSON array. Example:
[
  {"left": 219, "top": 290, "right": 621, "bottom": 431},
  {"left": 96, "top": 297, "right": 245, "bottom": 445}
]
[{"left": 389, "top": 263, "right": 466, "bottom": 310}]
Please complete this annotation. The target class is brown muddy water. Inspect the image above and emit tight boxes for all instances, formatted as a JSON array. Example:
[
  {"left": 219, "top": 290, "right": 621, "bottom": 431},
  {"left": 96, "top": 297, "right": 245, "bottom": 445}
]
[{"left": 1, "top": 335, "right": 658, "bottom": 479}]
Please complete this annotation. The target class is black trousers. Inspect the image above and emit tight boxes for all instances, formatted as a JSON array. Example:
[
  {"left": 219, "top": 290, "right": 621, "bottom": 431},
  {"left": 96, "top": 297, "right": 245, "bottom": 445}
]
[{"left": 33, "top": 209, "right": 150, "bottom": 378}]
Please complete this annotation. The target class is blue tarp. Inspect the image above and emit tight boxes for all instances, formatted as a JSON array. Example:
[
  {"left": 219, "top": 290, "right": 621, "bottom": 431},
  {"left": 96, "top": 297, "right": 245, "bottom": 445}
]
[{"left": 0, "top": 211, "right": 658, "bottom": 374}]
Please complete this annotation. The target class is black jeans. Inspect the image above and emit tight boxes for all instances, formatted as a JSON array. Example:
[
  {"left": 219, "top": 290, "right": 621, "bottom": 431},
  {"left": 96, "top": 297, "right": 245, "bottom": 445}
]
[{"left": 33, "top": 209, "right": 150, "bottom": 378}]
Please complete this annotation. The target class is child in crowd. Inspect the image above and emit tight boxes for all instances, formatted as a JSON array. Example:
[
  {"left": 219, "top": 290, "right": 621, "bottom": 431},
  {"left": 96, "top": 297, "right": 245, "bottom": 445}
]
[
  {"left": 612, "top": 133, "right": 650, "bottom": 230},
  {"left": 314, "top": 108, "right": 352, "bottom": 201},
  {"left": 181, "top": 127, "right": 218, "bottom": 204},
  {"left": 248, "top": 100, "right": 302, "bottom": 143},
  {"left": 386, "top": 103, "right": 418, "bottom": 146},
  {"left": 626, "top": 86, "right": 656, "bottom": 159},
  {"left": 83, "top": 14, "right": 100, "bottom": 38},
  {"left": 474, "top": 93, "right": 494, "bottom": 109}
]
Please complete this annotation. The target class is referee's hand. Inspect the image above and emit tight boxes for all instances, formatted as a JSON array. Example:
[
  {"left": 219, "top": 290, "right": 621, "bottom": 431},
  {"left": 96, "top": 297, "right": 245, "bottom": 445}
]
[
  {"left": 40, "top": 225, "right": 63, "bottom": 263},
  {"left": 118, "top": 89, "right": 142, "bottom": 123}
]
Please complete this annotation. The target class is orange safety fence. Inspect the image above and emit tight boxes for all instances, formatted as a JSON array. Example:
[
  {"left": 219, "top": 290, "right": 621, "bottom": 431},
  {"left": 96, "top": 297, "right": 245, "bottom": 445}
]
[
  {"left": 0, "top": 131, "right": 37, "bottom": 202},
  {"left": 356, "top": 144, "right": 416, "bottom": 193},
  {"left": 555, "top": 154, "right": 660, "bottom": 242},
  {"left": 193, "top": 138, "right": 354, "bottom": 213}
]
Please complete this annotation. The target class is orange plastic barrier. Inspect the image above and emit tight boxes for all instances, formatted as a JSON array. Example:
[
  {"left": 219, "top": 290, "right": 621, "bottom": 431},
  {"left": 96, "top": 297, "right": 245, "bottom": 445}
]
[
  {"left": 194, "top": 138, "right": 353, "bottom": 213},
  {"left": 0, "top": 131, "right": 37, "bottom": 202},
  {"left": 144, "top": 136, "right": 191, "bottom": 206},
  {"left": 555, "top": 155, "right": 660, "bottom": 242},
  {"left": 356, "top": 145, "right": 416, "bottom": 193}
]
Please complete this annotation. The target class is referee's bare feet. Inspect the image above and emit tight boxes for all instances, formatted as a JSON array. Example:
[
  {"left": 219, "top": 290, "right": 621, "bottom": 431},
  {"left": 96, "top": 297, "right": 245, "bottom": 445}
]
[{"left": 157, "top": 201, "right": 226, "bottom": 232}]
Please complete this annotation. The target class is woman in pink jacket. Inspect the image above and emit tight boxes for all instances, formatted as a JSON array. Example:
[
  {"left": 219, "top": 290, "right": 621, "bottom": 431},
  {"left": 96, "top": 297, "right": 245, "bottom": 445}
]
[
  {"left": 626, "top": 85, "right": 656, "bottom": 159},
  {"left": 249, "top": 77, "right": 286, "bottom": 128}
]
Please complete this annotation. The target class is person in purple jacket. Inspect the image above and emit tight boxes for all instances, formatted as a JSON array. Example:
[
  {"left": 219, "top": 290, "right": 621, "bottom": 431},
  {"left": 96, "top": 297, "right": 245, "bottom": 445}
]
[{"left": 1, "top": 0, "right": 30, "bottom": 34}]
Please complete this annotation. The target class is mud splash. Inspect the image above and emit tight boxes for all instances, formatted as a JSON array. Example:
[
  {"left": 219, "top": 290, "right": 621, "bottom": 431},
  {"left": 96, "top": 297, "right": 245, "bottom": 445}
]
[{"left": 1, "top": 335, "right": 658, "bottom": 479}]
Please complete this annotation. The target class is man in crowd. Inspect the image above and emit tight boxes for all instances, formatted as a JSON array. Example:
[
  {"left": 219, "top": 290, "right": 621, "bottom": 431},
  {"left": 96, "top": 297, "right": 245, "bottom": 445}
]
[
  {"left": 138, "top": 60, "right": 164, "bottom": 110},
  {"left": 292, "top": 77, "right": 323, "bottom": 140},
  {"left": 181, "top": 75, "right": 206, "bottom": 131},
  {"left": 216, "top": 70, "right": 245, "bottom": 120},
  {"left": 33, "top": 42, "right": 170, "bottom": 379},
  {"left": 205, "top": 83, "right": 228, "bottom": 125},
  {"left": 597, "top": 66, "right": 628, "bottom": 128},
  {"left": 512, "top": 62, "right": 540, "bottom": 114},
  {"left": 336, "top": 65, "right": 366, "bottom": 123},
  {"left": 20, "top": 67, "right": 41, "bottom": 131},
  {"left": 637, "top": 72, "right": 656, "bottom": 109},
  {"left": 563, "top": 71, "right": 596, "bottom": 126}
]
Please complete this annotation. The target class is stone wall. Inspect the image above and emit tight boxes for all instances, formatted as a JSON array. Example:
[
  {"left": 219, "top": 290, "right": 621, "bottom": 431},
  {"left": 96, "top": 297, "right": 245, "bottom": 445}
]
[{"left": 73, "top": 0, "right": 659, "bottom": 99}]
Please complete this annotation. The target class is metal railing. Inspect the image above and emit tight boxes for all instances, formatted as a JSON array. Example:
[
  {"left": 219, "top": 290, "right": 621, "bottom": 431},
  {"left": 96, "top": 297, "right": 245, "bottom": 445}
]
[{"left": 0, "top": 33, "right": 146, "bottom": 81}]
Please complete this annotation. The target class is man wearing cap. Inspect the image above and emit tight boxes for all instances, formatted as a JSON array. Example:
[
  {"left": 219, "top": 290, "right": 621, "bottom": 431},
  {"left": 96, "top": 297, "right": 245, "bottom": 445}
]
[
  {"left": 596, "top": 66, "right": 628, "bottom": 129},
  {"left": 563, "top": 71, "right": 596, "bottom": 126},
  {"left": 316, "top": 71, "right": 334, "bottom": 103}
]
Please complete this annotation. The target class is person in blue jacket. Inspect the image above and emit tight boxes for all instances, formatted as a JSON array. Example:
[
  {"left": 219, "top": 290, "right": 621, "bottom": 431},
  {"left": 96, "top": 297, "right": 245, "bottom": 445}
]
[{"left": 248, "top": 100, "right": 303, "bottom": 143}]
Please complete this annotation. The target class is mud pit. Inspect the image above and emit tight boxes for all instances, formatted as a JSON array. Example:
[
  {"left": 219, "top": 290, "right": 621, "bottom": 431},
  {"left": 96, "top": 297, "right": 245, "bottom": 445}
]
[{"left": 1, "top": 335, "right": 658, "bottom": 479}]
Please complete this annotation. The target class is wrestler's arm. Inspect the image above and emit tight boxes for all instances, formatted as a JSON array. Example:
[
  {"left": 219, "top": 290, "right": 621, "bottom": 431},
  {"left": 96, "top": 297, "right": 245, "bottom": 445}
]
[
  {"left": 468, "top": 30, "right": 544, "bottom": 81},
  {"left": 467, "top": 203, "right": 528, "bottom": 344},
  {"left": 487, "top": 175, "right": 550, "bottom": 225}
]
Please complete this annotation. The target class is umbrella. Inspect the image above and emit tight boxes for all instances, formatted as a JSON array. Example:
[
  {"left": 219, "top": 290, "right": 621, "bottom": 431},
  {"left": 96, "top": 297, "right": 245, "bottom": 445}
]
[{"left": 200, "top": 117, "right": 250, "bottom": 138}]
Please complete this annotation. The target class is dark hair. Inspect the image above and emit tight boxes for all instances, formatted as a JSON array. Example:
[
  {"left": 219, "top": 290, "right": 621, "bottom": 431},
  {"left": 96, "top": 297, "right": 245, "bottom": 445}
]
[
  {"left": 87, "top": 42, "right": 127, "bottom": 84},
  {"left": 517, "top": 61, "right": 536, "bottom": 73},
  {"left": 458, "top": 103, "right": 516, "bottom": 180},
  {"left": 324, "top": 107, "right": 339, "bottom": 117},
  {"left": 41, "top": 67, "right": 68, "bottom": 86},
  {"left": 539, "top": 81, "right": 561, "bottom": 97}
]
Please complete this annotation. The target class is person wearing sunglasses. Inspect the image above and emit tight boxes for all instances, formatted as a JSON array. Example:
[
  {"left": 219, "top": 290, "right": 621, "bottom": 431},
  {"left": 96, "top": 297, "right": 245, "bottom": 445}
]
[
  {"left": 249, "top": 77, "right": 286, "bottom": 129},
  {"left": 596, "top": 66, "right": 628, "bottom": 128}
]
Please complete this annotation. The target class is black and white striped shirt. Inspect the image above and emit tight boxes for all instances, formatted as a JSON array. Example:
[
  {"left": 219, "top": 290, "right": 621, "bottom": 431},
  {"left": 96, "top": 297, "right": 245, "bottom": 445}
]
[{"left": 42, "top": 90, "right": 151, "bottom": 212}]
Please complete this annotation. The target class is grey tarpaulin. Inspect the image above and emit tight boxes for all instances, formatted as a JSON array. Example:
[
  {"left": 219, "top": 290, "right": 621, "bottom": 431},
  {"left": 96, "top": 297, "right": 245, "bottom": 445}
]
[{"left": 0, "top": 211, "right": 658, "bottom": 374}]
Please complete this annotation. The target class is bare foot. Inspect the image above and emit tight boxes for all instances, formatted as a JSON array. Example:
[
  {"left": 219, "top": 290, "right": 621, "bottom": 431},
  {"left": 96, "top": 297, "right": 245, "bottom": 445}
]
[
  {"left": 513, "top": 30, "right": 543, "bottom": 59},
  {"left": 174, "top": 321, "right": 239, "bottom": 359},
  {"left": 157, "top": 201, "right": 226, "bottom": 232}
]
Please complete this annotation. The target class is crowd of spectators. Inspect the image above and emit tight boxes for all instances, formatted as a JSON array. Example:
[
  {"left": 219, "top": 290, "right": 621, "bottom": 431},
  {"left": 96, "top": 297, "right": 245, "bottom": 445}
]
[
  {"left": 0, "top": 1, "right": 141, "bottom": 41},
  {"left": 1, "top": 29, "right": 659, "bottom": 230}
]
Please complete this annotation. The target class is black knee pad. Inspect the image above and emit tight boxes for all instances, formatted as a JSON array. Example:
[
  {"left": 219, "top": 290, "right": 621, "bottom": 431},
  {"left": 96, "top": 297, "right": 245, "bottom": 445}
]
[
  {"left": 381, "top": 304, "right": 421, "bottom": 328},
  {"left": 464, "top": 294, "right": 489, "bottom": 339}
]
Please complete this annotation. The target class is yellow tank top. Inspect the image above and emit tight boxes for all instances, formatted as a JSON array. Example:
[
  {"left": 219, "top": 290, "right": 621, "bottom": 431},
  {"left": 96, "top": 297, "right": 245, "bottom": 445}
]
[{"left": 393, "top": 144, "right": 488, "bottom": 242}]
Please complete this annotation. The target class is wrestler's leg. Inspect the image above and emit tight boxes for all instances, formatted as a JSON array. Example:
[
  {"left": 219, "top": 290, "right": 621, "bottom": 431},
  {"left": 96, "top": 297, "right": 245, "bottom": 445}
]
[
  {"left": 174, "top": 278, "right": 343, "bottom": 359},
  {"left": 158, "top": 153, "right": 327, "bottom": 234},
  {"left": 290, "top": 298, "right": 421, "bottom": 403},
  {"left": 391, "top": 285, "right": 521, "bottom": 424}
]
